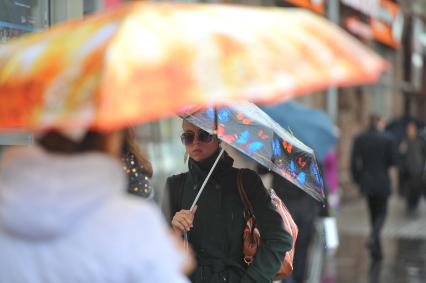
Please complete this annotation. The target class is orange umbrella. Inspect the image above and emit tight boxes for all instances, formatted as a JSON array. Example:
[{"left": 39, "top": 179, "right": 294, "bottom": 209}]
[{"left": 0, "top": 2, "right": 387, "bottom": 132}]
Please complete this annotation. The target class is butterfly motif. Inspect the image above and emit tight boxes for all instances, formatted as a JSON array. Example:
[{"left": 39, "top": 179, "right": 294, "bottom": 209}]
[
  {"left": 290, "top": 160, "right": 296, "bottom": 172},
  {"left": 206, "top": 107, "right": 230, "bottom": 123},
  {"left": 311, "top": 163, "right": 323, "bottom": 185},
  {"left": 272, "top": 137, "right": 282, "bottom": 156},
  {"left": 297, "top": 172, "right": 306, "bottom": 186},
  {"left": 258, "top": 130, "right": 269, "bottom": 140},
  {"left": 297, "top": 157, "right": 307, "bottom": 168},
  {"left": 290, "top": 160, "right": 306, "bottom": 187},
  {"left": 282, "top": 140, "right": 293, "bottom": 153},
  {"left": 236, "top": 112, "right": 252, "bottom": 125},
  {"left": 218, "top": 109, "right": 230, "bottom": 122},
  {"left": 246, "top": 142, "right": 264, "bottom": 154},
  {"left": 236, "top": 130, "right": 250, "bottom": 144},
  {"left": 217, "top": 124, "right": 236, "bottom": 143},
  {"left": 242, "top": 118, "right": 252, "bottom": 125},
  {"left": 234, "top": 130, "right": 264, "bottom": 154}
]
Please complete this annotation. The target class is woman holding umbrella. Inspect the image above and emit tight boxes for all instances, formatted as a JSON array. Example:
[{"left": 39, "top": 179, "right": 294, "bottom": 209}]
[{"left": 165, "top": 120, "right": 293, "bottom": 283}]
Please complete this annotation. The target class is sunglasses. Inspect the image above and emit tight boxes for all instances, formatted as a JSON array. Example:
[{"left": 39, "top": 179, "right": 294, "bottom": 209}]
[{"left": 180, "top": 130, "right": 214, "bottom": 145}]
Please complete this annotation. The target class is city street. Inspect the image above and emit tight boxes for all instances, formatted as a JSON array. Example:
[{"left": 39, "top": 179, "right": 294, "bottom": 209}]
[
  {"left": 1, "top": 1, "right": 426, "bottom": 282},
  {"left": 329, "top": 195, "right": 426, "bottom": 283}
]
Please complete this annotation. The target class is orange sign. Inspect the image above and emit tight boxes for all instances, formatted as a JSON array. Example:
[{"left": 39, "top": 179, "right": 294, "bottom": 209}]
[
  {"left": 343, "top": 0, "right": 402, "bottom": 48},
  {"left": 369, "top": 0, "right": 402, "bottom": 48},
  {"left": 284, "top": 0, "right": 325, "bottom": 14}
]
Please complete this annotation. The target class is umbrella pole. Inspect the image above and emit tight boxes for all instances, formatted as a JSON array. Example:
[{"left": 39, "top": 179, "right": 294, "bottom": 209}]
[
  {"left": 184, "top": 146, "right": 225, "bottom": 249},
  {"left": 190, "top": 146, "right": 225, "bottom": 210},
  {"left": 189, "top": 105, "right": 221, "bottom": 211}
]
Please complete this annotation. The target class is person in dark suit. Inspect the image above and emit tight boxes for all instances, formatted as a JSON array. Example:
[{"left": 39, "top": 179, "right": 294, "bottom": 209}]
[{"left": 351, "top": 114, "right": 397, "bottom": 261}]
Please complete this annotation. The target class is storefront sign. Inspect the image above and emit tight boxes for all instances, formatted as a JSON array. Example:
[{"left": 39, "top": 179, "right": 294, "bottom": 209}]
[
  {"left": 284, "top": 0, "right": 325, "bottom": 14},
  {"left": 370, "top": 0, "right": 403, "bottom": 48},
  {"left": 342, "top": 0, "right": 402, "bottom": 48},
  {"left": 341, "top": 0, "right": 380, "bottom": 17}
]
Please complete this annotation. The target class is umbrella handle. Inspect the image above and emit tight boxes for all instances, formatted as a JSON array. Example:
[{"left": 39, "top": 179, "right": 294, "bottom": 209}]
[
  {"left": 184, "top": 232, "right": 188, "bottom": 249},
  {"left": 184, "top": 147, "right": 225, "bottom": 250}
]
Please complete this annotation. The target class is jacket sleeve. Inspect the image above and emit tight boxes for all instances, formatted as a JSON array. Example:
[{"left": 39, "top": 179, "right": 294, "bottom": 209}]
[{"left": 239, "top": 169, "right": 293, "bottom": 283}]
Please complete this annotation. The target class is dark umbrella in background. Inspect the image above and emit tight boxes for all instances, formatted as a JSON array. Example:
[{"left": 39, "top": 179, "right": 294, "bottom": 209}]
[{"left": 259, "top": 101, "right": 338, "bottom": 162}]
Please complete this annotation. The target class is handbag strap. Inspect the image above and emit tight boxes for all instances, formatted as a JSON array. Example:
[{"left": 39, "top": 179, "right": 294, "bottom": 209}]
[{"left": 236, "top": 170, "right": 255, "bottom": 221}]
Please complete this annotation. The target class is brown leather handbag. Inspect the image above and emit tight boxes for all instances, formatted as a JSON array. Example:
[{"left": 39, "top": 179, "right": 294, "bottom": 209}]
[{"left": 236, "top": 171, "right": 298, "bottom": 280}]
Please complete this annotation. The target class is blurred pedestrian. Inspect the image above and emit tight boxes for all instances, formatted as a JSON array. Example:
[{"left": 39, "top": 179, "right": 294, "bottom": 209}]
[
  {"left": 164, "top": 121, "right": 293, "bottom": 283},
  {"left": 398, "top": 121, "right": 426, "bottom": 215},
  {"left": 385, "top": 117, "right": 425, "bottom": 197},
  {"left": 122, "top": 128, "right": 154, "bottom": 199},
  {"left": 324, "top": 149, "right": 340, "bottom": 213},
  {"left": 0, "top": 130, "right": 192, "bottom": 283},
  {"left": 351, "top": 114, "right": 397, "bottom": 262}
]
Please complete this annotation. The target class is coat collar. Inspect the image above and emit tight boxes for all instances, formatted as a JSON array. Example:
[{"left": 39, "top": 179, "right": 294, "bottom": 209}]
[{"left": 187, "top": 149, "right": 234, "bottom": 185}]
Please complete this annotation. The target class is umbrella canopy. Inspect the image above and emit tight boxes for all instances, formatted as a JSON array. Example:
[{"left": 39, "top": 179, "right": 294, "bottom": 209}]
[
  {"left": 0, "top": 2, "right": 386, "bottom": 132},
  {"left": 181, "top": 102, "right": 325, "bottom": 202},
  {"left": 260, "top": 101, "right": 338, "bottom": 161}
]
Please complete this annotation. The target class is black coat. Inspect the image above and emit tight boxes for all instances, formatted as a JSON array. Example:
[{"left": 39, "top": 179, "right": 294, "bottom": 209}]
[
  {"left": 351, "top": 128, "right": 397, "bottom": 197},
  {"left": 166, "top": 151, "right": 292, "bottom": 283},
  {"left": 272, "top": 173, "right": 320, "bottom": 223}
]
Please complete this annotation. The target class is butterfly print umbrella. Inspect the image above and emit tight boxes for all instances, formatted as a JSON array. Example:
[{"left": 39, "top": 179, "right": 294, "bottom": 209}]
[{"left": 181, "top": 102, "right": 325, "bottom": 202}]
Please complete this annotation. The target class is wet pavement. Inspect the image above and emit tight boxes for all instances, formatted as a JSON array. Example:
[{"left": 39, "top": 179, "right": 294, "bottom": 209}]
[
  {"left": 337, "top": 195, "right": 426, "bottom": 239},
  {"left": 320, "top": 196, "right": 426, "bottom": 283},
  {"left": 300, "top": 195, "right": 426, "bottom": 283},
  {"left": 331, "top": 235, "right": 426, "bottom": 283}
]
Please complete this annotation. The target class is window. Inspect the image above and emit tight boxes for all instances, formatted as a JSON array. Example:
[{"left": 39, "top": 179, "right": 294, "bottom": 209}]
[{"left": 0, "top": 0, "right": 49, "bottom": 42}]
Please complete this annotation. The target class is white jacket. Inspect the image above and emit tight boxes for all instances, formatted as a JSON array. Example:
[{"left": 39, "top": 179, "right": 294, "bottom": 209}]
[{"left": 0, "top": 145, "right": 189, "bottom": 283}]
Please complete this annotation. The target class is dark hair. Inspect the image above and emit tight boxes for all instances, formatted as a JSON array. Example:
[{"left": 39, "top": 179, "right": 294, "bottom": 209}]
[
  {"left": 368, "top": 114, "right": 382, "bottom": 129},
  {"left": 38, "top": 131, "right": 109, "bottom": 154}
]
